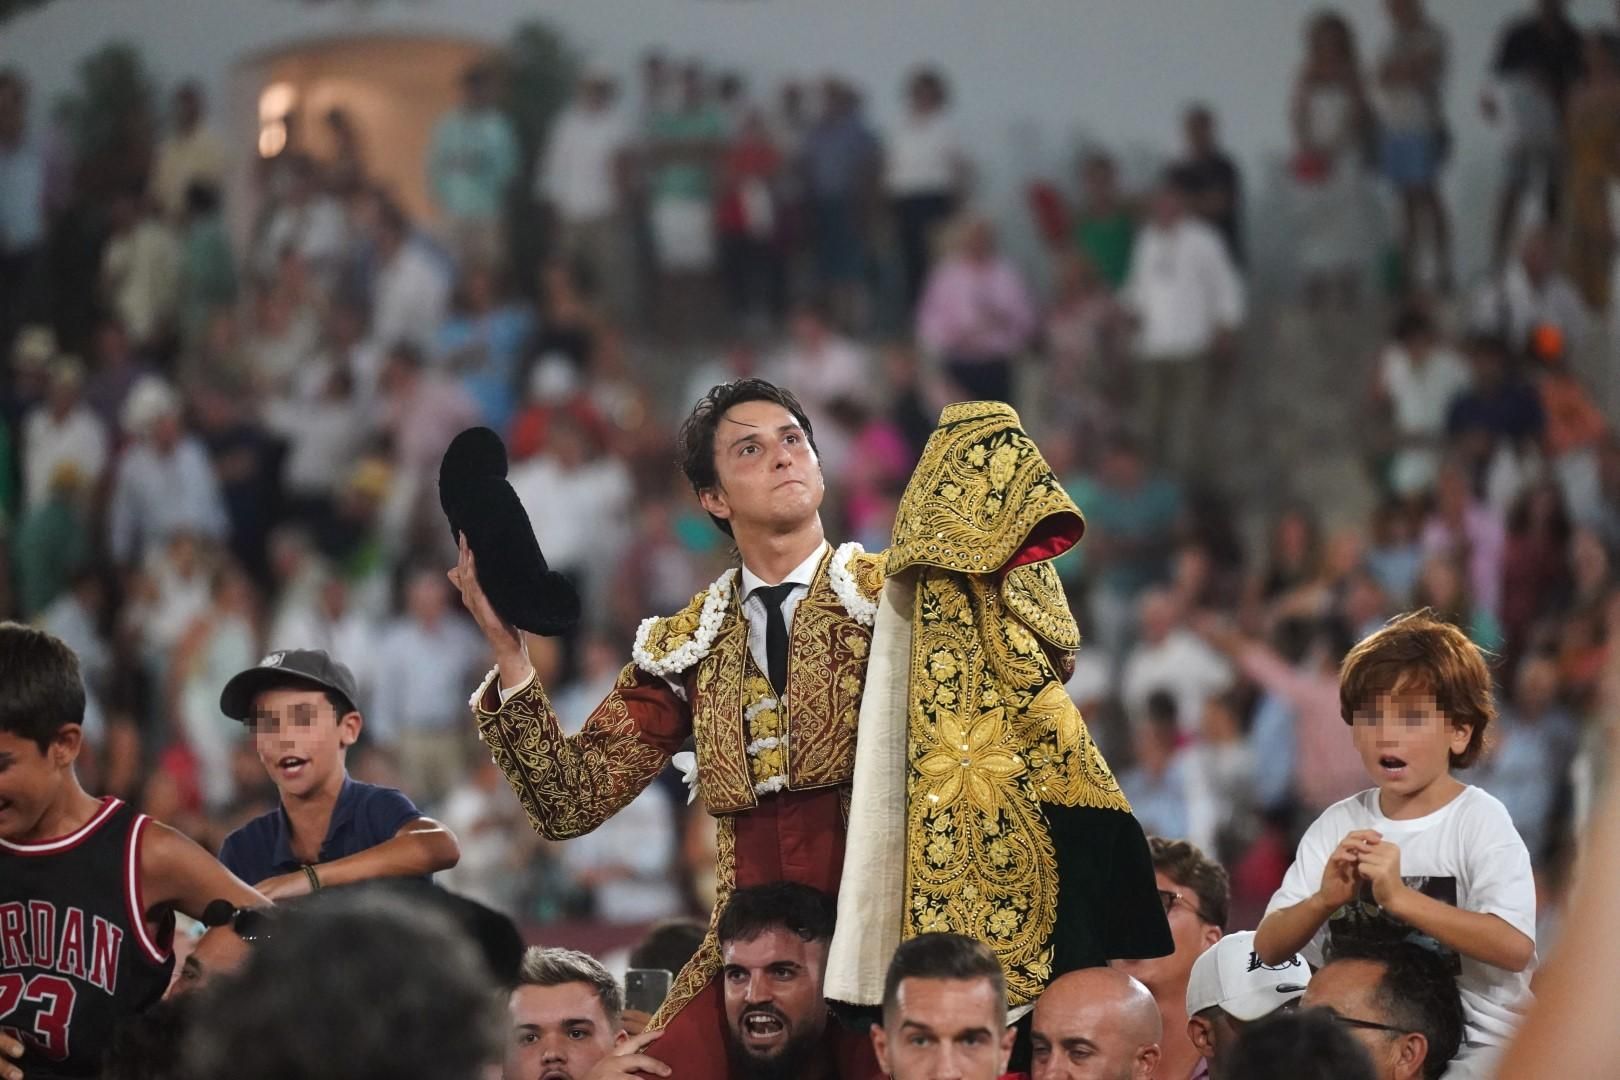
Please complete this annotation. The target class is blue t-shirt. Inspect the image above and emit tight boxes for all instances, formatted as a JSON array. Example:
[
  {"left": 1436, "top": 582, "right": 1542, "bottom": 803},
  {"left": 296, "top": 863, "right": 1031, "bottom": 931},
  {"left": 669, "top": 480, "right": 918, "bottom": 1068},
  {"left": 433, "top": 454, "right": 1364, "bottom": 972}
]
[{"left": 219, "top": 776, "right": 423, "bottom": 886}]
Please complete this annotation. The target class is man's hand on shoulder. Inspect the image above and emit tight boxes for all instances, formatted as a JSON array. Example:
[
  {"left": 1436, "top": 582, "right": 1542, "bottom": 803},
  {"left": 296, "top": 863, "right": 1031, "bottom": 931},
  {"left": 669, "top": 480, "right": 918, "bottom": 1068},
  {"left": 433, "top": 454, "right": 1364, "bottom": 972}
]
[{"left": 583, "top": 1030, "right": 670, "bottom": 1078}]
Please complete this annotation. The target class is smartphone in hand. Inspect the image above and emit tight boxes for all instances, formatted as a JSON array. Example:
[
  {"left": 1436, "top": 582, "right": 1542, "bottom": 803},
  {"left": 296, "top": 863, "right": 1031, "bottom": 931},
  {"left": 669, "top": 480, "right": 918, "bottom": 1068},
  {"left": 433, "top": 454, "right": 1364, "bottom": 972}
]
[{"left": 624, "top": 968, "right": 674, "bottom": 1016}]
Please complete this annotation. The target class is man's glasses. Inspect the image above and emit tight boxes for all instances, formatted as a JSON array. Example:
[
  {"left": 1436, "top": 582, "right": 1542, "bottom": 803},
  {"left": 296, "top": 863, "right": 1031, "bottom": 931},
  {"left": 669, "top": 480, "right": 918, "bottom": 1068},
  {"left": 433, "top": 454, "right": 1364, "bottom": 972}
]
[
  {"left": 1158, "top": 889, "right": 1218, "bottom": 926},
  {"left": 1323, "top": 1011, "right": 1410, "bottom": 1037}
]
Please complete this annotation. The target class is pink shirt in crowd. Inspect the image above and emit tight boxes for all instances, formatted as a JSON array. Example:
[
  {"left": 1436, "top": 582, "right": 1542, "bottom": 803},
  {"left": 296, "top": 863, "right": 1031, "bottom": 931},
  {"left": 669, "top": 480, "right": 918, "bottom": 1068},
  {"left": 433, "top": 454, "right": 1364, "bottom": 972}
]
[
  {"left": 1238, "top": 644, "right": 1365, "bottom": 813},
  {"left": 916, "top": 255, "right": 1037, "bottom": 358}
]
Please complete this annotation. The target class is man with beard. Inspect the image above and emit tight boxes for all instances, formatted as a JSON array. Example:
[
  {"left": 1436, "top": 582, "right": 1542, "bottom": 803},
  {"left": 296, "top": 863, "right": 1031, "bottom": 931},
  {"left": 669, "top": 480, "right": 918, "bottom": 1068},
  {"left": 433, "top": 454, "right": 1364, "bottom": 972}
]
[{"left": 586, "top": 883, "right": 841, "bottom": 1079}]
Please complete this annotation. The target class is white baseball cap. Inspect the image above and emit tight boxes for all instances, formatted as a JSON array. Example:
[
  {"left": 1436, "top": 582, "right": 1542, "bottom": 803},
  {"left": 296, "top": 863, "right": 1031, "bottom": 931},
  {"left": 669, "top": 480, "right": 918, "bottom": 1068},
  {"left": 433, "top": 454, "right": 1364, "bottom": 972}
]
[{"left": 1185, "top": 931, "right": 1311, "bottom": 1021}]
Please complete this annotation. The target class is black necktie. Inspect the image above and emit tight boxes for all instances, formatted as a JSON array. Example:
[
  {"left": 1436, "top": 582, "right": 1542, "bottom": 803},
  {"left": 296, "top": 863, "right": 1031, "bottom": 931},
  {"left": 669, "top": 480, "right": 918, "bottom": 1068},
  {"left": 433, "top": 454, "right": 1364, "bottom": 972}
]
[{"left": 754, "top": 582, "right": 796, "bottom": 696}]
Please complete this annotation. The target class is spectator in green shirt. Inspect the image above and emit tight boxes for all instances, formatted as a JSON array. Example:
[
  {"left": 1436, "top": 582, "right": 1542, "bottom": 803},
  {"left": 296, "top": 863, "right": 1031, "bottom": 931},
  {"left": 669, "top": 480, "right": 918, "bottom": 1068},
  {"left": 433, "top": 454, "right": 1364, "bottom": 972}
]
[
  {"left": 1073, "top": 151, "right": 1137, "bottom": 290},
  {"left": 1065, "top": 432, "right": 1185, "bottom": 654}
]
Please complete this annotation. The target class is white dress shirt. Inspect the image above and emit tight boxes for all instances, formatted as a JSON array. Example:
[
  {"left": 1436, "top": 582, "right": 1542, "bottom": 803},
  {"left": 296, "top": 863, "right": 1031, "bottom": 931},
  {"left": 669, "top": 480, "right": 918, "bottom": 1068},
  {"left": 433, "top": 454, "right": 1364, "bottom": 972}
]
[
  {"left": 738, "top": 541, "right": 829, "bottom": 685},
  {"left": 23, "top": 405, "right": 108, "bottom": 508},
  {"left": 885, "top": 112, "right": 961, "bottom": 196}
]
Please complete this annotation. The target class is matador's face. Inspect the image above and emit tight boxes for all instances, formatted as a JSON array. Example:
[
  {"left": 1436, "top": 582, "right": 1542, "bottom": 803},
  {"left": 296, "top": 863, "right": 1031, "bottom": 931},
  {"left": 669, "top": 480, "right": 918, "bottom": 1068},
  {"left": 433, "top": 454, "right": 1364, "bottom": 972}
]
[{"left": 699, "top": 400, "right": 825, "bottom": 536}]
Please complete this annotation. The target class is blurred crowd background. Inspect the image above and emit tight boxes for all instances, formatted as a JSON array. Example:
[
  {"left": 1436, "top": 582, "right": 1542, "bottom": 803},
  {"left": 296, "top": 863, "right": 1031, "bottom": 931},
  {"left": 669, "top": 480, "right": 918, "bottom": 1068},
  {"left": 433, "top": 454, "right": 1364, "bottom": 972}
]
[{"left": 2, "top": 0, "right": 1620, "bottom": 966}]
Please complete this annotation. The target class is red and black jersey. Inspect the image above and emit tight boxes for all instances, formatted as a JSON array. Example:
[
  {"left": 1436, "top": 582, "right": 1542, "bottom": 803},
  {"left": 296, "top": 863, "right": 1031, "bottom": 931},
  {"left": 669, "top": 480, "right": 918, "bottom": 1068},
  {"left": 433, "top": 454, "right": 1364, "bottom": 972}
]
[{"left": 0, "top": 797, "right": 175, "bottom": 1078}]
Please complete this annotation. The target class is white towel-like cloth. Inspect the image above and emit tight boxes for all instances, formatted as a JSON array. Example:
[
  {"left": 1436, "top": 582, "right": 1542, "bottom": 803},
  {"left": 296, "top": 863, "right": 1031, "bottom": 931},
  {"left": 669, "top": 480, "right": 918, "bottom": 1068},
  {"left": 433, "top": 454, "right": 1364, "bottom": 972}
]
[{"left": 825, "top": 573, "right": 916, "bottom": 1006}]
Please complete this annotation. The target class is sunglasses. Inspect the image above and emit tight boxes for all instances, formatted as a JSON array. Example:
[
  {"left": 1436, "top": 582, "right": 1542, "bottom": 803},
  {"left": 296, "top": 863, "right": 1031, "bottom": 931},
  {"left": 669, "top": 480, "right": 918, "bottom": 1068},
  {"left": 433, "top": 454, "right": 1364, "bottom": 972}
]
[{"left": 238, "top": 908, "right": 273, "bottom": 941}]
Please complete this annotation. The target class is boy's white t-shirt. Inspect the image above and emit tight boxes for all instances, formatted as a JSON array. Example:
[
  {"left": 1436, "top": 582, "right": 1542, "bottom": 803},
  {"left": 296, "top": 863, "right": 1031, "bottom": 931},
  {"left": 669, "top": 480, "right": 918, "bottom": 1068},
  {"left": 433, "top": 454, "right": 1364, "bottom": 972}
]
[{"left": 1266, "top": 785, "right": 1536, "bottom": 1047}]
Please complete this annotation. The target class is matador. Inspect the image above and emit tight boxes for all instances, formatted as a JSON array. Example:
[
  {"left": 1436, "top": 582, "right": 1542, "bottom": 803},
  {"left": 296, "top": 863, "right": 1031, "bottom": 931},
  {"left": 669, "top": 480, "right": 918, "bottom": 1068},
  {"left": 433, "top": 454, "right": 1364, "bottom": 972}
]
[{"left": 449, "top": 383, "right": 1171, "bottom": 1077}]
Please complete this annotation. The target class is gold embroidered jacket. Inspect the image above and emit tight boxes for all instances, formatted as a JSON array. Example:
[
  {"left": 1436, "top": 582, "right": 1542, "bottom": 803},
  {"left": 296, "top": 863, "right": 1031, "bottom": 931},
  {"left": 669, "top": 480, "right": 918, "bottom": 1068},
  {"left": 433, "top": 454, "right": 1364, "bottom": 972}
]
[{"left": 470, "top": 544, "right": 886, "bottom": 839}]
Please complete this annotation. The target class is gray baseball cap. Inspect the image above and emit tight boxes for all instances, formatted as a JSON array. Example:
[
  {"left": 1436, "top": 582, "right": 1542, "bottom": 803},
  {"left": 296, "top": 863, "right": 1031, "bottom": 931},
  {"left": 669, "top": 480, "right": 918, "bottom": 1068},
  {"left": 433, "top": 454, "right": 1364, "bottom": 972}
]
[{"left": 219, "top": 649, "right": 360, "bottom": 721}]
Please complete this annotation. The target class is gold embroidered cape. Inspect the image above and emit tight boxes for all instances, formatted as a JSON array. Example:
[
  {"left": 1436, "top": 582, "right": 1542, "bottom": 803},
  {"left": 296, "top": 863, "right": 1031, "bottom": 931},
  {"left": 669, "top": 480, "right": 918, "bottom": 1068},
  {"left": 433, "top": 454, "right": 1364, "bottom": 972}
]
[{"left": 828, "top": 401, "right": 1156, "bottom": 1009}]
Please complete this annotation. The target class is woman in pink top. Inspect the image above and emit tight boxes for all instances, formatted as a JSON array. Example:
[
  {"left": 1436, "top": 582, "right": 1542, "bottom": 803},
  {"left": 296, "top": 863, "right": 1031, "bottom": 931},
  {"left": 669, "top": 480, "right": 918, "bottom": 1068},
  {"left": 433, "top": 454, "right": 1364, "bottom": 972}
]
[{"left": 915, "top": 213, "right": 1036, "bottom": 404}]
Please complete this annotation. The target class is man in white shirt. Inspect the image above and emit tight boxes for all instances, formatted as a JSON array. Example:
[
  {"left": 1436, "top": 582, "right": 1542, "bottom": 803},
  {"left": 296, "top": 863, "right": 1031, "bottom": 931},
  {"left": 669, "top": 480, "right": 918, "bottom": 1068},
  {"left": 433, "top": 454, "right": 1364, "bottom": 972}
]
[
  {"left": 22, "top": 357, "right": 107, "bottom": 510},
  {"left": 539, "top": 73, "right": 634, "bottom": 320},
  {"left": 1123, "top": 175, "right": 1246, "bottom": 477},
  {"left": 765, "top": 300, "right": 867, "bottom": 426},
  {"left": 371, "top": 567, "right": 488, "bottom": 805},
  {"left": 254, "top": 157, "right": 349, "bottom": 288},
  {"left": 100, "top": 190, "right": 181, "bottom": 352},
  {"left": 1375, "top": 306, "right": 1473, "bottom": 498},
  {"left": 150, "top": 83, "right": 227, "bottom": 220},
  {"left": 884, "top": 67, "right": 967, "bottom": 308},
  {"left": 1470, "top": 223, "right": 1589, "bottom": 355},
  {"left": 368, "top": 200, "right": 450, "bottom": 357},
  {"left": 107, "top": 377, "right": 229, "bottom": 569},
  {"left": 507, "top": 410, "right": 633, "bottom": 622},
  {"left": 1121, "top": 589, "right": 1235, "bottom": 735}
]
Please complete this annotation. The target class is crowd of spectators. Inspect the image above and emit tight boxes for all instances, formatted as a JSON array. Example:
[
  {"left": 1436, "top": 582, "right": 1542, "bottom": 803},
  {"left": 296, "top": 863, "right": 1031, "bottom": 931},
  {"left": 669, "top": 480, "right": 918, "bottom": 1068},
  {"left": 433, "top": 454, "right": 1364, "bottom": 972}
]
[{"left": 0, "top": 2, "right": 1618, "bottom": 1010}]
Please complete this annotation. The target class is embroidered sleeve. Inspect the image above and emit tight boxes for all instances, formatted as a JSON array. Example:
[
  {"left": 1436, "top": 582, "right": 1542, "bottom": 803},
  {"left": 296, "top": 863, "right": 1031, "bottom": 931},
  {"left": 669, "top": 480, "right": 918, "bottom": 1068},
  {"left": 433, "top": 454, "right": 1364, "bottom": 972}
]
[{"left": 472, "top": 663, "right": 686, "bottom": 841}]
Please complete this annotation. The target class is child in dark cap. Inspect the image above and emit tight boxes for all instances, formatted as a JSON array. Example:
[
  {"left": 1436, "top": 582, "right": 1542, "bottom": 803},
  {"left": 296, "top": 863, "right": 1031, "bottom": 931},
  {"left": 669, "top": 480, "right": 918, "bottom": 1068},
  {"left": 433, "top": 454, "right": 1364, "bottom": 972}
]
[{"left": 217, "top": 649, "right": 461, "bottom": 897}]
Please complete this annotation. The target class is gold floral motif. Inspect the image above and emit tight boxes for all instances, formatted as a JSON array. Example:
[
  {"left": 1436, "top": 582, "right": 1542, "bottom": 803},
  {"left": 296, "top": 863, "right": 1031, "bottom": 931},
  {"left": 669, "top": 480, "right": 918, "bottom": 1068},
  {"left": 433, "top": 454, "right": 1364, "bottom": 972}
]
[
  {"left": 849, "top": 550, "right": 888, "bottom": 605},
  {"left": 638, "top": 591, "right": 708, "bottom": 664},
  {"left": 690, "top": 610, "right": 756, "bottom": 813},
  {"left": 749, "top": 745, "right": 785, "bottom": 784},
  {"left": 901, "top": 566, "right": 1130, "bottom": 1007},
  {"left": 780, "top": 563, "right": 874, "bottom": 793},
  {"left": 1002, "top": 560, "right": 1081, "bottom": 651},
  {"left": 476, "top": 663, "right": 671, "bottom": 841},
  {"left": 887, "top": 401, "right": 1086, "bottom": 577},
  {"left": 915, "top": 708, "right": 1025, "bottom": 814},
  {"left": 689, "top": 548, "right": 876, "bottom": 813}
]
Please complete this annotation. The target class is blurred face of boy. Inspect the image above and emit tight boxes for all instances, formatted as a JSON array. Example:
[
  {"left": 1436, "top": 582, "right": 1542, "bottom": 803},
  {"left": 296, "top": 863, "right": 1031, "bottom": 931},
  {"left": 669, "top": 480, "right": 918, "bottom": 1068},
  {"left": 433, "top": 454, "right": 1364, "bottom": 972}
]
[
  {"left": 721, "top": 927, "right": 830, "bottom": 1069},
  {"left": 698, "top": 401, "right": 824, "bottom": 539},
  {"left": 0, "top": 727, "right": 81, "bottom": 843},
  {"left": 249, "top": 688, "right": 360, "bottom": 799},
  {"left": 872, "top": 977, "right": 1014, "bottom": 1080},
  {"left": 1349, "top": 690, "right": 1470, "bottom": 808},
  {"left": 505, "top": 981, "right": 620, "bottom": 1080}
]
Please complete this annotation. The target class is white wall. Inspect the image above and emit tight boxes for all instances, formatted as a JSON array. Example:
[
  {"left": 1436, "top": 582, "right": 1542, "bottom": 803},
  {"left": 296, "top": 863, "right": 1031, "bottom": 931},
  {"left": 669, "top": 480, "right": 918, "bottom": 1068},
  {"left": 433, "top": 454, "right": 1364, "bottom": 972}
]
[{"left": 3, "top": 0, "right": 1614, "bottom": 278}]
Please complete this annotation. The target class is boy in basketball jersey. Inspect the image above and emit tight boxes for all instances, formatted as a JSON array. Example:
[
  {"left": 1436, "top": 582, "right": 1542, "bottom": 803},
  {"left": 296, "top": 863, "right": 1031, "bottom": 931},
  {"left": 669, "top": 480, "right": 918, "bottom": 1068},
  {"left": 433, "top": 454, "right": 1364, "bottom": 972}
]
[{"left": 0, "top": 623, "right": 266, "bottom": 1079}]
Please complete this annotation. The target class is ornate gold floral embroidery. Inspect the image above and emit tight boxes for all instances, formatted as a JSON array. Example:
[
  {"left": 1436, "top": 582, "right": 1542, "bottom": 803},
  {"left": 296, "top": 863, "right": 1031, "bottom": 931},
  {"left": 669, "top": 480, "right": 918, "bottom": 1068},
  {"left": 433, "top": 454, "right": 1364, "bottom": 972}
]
[
  {"left": 690, "top": 611, "right": 755, "bottom": 814},
  {"left": 690, "top": 550, "right": 876, "bottom": 813},
  {"left": 887, "top": 402, "right": 1085, "bottom": 577},
  {"left": 1002, "top": 560, "right": 1080, "bottom": 651},
  {"left": 849, "top": 549, "right": 887, "bottom": 603},
  {"left": 902, "top": 569, "right": 1130, "bottom": 1007},
  {"left": 650, "top": 812, "right": 736, "bottom": 1030},
  {"left": 782, "top": 587, "right": 870, "bottom": 790},
  {"left": 475, "top": 663, "right": 670, "bottom": 841}
]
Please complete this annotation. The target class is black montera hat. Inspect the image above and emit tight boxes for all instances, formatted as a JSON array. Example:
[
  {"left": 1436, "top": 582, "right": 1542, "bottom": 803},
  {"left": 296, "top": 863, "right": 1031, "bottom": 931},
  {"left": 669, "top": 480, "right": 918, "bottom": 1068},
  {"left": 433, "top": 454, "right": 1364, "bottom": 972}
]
[{"left": 438, "top": 427, "right": 581, "bottom": 637}]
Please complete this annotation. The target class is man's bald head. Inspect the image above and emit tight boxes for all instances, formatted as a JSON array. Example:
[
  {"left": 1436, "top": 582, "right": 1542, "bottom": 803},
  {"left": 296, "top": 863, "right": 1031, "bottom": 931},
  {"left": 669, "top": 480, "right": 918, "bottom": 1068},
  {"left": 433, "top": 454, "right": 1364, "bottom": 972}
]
[{"left": 1031, "top": 968, "right": 1162, "bottom": 1080}]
